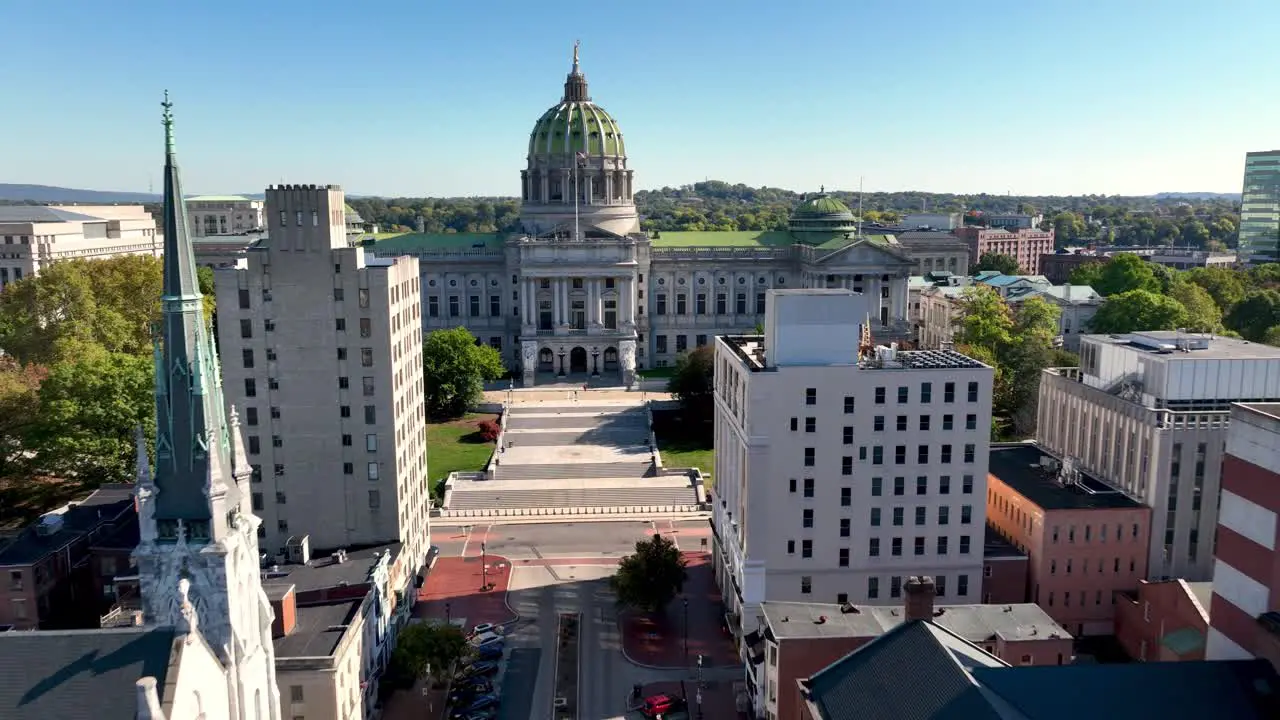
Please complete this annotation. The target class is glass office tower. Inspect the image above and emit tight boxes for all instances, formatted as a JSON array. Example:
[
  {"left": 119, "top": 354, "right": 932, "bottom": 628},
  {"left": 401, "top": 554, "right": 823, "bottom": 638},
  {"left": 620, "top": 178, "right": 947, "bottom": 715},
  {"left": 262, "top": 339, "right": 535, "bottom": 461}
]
[{"left": 1239, "top": 151, "right": 1280, "bottom": 265}]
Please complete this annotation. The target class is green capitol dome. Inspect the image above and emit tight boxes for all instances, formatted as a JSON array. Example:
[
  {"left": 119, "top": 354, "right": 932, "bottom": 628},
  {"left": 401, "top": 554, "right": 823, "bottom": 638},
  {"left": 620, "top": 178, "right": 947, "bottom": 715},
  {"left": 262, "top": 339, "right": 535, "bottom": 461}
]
[
  {"left": 790, "top": 188, "right": 858, "bottom": 234},
  {"left": 528, "top": 43, "right": 625, "bottom": 159}
]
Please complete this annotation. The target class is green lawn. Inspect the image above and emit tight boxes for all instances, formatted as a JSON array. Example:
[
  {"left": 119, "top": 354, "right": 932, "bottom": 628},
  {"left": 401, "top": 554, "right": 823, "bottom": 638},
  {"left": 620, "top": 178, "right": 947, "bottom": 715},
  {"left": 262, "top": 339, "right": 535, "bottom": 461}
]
[
  {"left": 638, "top": 366, "right": 676, "bottom": 379},
  {"left": 427, "top": 413, "right": 498, "bottom": 498},
  {"left": 651, "top": 408, "right": 715, "bottom": 484}
]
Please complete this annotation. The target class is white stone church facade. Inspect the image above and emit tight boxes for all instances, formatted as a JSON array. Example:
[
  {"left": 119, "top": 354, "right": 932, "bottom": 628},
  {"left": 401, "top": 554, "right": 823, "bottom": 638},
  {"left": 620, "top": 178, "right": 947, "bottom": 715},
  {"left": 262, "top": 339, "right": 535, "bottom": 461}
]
[{"left": 371, "top": 47, "right": 922, "bottom": 385}]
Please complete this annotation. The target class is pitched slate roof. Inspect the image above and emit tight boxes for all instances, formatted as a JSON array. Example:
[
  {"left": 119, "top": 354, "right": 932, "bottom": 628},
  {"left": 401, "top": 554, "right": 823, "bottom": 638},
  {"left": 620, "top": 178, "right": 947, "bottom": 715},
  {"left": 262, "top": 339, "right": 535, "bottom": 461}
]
[{"left": 0, "top": 627, "right": 176, "bottom": 720}]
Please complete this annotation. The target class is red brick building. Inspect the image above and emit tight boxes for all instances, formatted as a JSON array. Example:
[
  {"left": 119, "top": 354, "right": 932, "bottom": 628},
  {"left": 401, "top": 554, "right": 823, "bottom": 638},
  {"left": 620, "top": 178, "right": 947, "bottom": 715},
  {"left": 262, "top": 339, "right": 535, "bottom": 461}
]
[
  {"left": 1207, "top": 403, "right": 1280, "bottom": 671},
  {"left": 749, "top": 576, "right": 1072, "bottom": 720},
  {"left": 1115, "top": 579, "right": 1212, "bottom": 661},
  {"left": 956, "top": 226, "right": 1055, "bottom": 274},
  {"left": 986, "top": 444, "right": 1151, "bottom": 636},
  {"left": 983, "top": 525, "right": 1029, "bottom": 604}
]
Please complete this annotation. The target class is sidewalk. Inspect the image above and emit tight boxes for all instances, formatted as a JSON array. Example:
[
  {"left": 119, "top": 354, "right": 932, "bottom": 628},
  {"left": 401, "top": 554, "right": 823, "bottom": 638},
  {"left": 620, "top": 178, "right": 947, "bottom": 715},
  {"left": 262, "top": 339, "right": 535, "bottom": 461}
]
[
  {"left": 414, "top": 555, "right": 516, "bottom": 627},
  {"left": 620, "top": 552, "right": 739, "bottom": 668},
  {"left": 637, "top": 679, "right": 742, "bottom": 720}
]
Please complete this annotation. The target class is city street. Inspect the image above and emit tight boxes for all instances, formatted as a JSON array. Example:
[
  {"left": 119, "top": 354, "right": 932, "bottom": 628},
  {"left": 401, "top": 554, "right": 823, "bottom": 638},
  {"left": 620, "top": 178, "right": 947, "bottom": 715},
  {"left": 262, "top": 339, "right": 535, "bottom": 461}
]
[{"left": 417, "top": 520, "right": 736, "bottom": 720}]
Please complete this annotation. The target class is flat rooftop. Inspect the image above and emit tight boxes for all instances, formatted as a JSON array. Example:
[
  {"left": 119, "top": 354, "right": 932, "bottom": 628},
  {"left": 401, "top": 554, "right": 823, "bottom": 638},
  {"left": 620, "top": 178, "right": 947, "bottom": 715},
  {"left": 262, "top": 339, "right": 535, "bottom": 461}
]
[
  {"left": 988, "top": 444, "right": 1142, "bottom": 511},
  {"left": 761, "top": 600, "right": 1069, "bottom": 643},
  {"left": 261, "top": 542, "right": 401, "bottom": 593},
  {"left": 273, "top": 599, "right": 362, "bottom": 658},
  {"left": 0, "top": 485, "right": 135, "bottom": 566},
  {"left": 1237, "top": 402, "right": 1280, "bottom": 421},
  {"left": 722, "top": 335, "right": 987, "bottom": 373},
  {"left": 1087, "top": 331, "right": 1280, "bottom": 361}
]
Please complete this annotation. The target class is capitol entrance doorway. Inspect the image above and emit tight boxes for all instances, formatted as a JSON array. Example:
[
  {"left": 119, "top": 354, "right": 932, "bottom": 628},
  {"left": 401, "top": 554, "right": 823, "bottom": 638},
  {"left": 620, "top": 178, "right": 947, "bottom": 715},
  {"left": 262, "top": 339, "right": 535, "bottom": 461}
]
[{"left": 569, "top": 346, "right": 589, "bottom": 374}]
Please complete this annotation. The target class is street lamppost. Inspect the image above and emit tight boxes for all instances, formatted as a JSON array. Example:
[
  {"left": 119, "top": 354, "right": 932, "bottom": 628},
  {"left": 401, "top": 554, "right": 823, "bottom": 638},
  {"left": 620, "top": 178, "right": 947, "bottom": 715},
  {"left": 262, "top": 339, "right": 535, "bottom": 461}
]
[
  {"left": 445, "top": 602, "right": 451, "bottom": 625},
  {"left": 695, "top": 687, "right": 703, "bottom": 720},
  {"left": 682, "top": 596, "right": 689, "bottom": 666},
  {"left": 591, "top": 347, "right": 600, "bottom": 377},
  {"left": 557, "top": 349, "right": 566, "bottom": 377},
  {"left": 481, "top": 541, "right": 489, "bottom": 591}
]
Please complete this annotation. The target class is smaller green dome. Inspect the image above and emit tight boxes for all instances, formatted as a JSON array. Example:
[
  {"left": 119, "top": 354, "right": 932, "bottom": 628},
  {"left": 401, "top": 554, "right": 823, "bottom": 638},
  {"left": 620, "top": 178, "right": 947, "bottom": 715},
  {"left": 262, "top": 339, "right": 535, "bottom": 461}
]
[{"left": 794, "top": 193, "right": 853, "bottom": 219}]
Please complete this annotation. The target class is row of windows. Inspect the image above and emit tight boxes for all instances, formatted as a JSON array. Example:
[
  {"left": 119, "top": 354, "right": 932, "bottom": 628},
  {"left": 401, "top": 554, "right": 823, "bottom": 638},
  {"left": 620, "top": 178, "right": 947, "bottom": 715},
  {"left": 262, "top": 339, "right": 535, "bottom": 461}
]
[
  {"left": 789, "top": 475, "right": 976, "bottom": 498},
  {"left": 655, "top": 292, "right": 768, "bottom": 316},
  {"left": 788, "top": 533, "right": 976, "bottom": 559},
  {"left": 1048, "top": 556, "right": 1140, "bottom": 576},
  {"left": 790, "top": 414, "right": 981, "bottom": 434},
  {"left": 806, "top": 443, "right": 978, "bottom": 467},
  {"left": 426, "top": 294, "right": 504, "bottom": 318},
  {"left": 801, "top": 573, "right": 972, "bottom": 599},
  {"left": 237, "top": 285, "right": 373, "bottom": 310},
  {"left": 804, "top": 382, "right": 981, "bottom": 408}
]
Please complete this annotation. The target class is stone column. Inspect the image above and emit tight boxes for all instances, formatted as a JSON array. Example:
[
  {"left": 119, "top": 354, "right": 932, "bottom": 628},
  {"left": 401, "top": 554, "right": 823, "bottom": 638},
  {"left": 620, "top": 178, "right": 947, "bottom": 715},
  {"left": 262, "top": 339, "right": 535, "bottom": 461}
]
[
  {"left": 560, "top": 279, "right": 569, "bottom": 326},
  {"left": 585, "top": 175, "right": 593, "bottom": 205},
  {"left": 896, "top": 276, "right": 909, "bottom": 323},
  {"left": 540, "top": 173, "right": 549, "bottom": 204},
  {"left": 523, "top": 278, "right": 533, "bottom": 326},
  {"left": 605, "top": 173, "right": 613, "bottom": 205}
]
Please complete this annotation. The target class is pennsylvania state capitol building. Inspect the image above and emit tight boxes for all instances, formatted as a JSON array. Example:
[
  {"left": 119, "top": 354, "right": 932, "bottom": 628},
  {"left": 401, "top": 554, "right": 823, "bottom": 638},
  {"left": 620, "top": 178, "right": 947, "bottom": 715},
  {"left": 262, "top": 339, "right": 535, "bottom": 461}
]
[{"left": 372, "top": 45, "right": 919, "bottom": 384}]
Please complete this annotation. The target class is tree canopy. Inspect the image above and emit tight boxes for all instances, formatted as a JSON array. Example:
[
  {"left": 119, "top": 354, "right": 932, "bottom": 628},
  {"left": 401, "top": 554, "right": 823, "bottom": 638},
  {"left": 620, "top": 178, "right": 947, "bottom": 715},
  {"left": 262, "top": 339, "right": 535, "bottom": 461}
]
[
  {"left": 609, "top": 533, "right": 688, "bottom": 615},
  {"left": 384, "top": 621, "right": 471, "bottom": 689},
  {"left": 422, "top": 327, "right": 504, "bottom": 418},
  {"left": 1224, "top": 290, "right": 1280, "bottom": 343},
  {"left": 973, "top": 253, "right": 1021, "bottom": 275},
  {"left": 1168, "top": 280, "right": 1223, "bottom": 333},
  {"left": 667, "top": 345, "right": 715, "bottom": 426},
  {"left": 1069, "top": 253, "right": 1161, "bottom": 296},
  {"left": 1090, "top": 290, "right": 1189, "bottom": 334}
]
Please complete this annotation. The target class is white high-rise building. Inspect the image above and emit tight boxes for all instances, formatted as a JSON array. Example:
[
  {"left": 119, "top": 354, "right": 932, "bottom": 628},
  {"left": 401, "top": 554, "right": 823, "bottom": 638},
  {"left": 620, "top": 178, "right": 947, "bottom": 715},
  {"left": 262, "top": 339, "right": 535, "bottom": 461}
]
[
  {"left": 711, "top": 289, "right": 994, "bottom": 650},
  {"left": 215, "top": 184, "right": 430, "bottom": 567},
  {"left": 1038, "top": 331, "right": 1280, "bottom": 581}
]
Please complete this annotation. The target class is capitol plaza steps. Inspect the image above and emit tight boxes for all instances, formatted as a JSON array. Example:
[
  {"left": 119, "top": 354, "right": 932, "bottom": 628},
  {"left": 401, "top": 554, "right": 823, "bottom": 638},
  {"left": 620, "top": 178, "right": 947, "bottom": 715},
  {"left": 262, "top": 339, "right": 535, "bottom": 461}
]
[
  {"left": 491, "top": 460, "right": 654, "bottom": 482},
  {"left": 444, "top": 477, "right": 699, "bottom": 516}
]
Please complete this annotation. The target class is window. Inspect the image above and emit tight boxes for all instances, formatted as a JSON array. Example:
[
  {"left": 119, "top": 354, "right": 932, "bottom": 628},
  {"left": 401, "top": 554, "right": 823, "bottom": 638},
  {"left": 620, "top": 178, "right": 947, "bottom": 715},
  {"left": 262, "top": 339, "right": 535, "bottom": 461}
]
[
  {"left": 920, "top": 415, "right": 931, "bottom": 431},
  {"left": 874, "top": 387, "right": 885, "bottom": 404},
  {"left": 361, "top": 348, "right": 373, "bottom": 366},
  {"left": 369, "top": 490, "right": 381, "bottom": 508},
  {"left": 342, "top": 434, "right": 352, "bottom": 446},
  {"left": 838, "top": 548, "right": 849, "bottom": 567},
  {"left": 939, "top": 475, "right": 951, "bottom": 494},
  {"left": 871, "top": 477, "right": 882, "bottom": 496},
  {"left": 716, "top": 293, "right": 726, "bottom": 314},
  {"left": 695, "top": 294, "right": 707, "bottom": 315},
  {"left": 943, "top": 414, "right": 954, "bottom": 430},
  {"left": 242, "top": 349, "right": 255, "bottom": 368},
  {"left": 449, "top": 296, "right": 460, "bottom": 316},
  {"left": 800, "top": 576, "right": 812, "bottom": 595},
  {"left": 958, "top": 574, "right": 969, "bottom": 596},
  {"left": 736, "top": 293, "right": 746, "bottom": 314},
  {"left": 892, "top": 537, "right": 903, "bottom": 556},
  {"left": 756, "top": 292, "right": 766, "bottom": 314},
  {"left": 874, "top": 416, "right": 885, "bottom": 432},
  {"left": 337, "top": 347, "right": 347, "bottom": 360},
  {"left": 367, "top": 462, "right": 379, "bottom": 480},
  {"left": 245, "top": 407, "right": 259, "bottom": 426},
  {"left": 333, "top": 288, "right": 345, "bottom": 302},
  {"left": 894, "top": 446, "right": 906, "bottom": 464},
  {"left": 941, "top": 444, "right": 952, "bottom": 463},
  {"left": 250, "top": 464, "right": 262, "bottom": 483},
  {"left": 869, "top": 538, "right": 880, "bottom": 557},
  {"left": 937, "top": 536, "right": 948, "bottom": 554},
  {"left": 291, "top": 686, "right": 304, "bottom": 703},
  {"left": 365, "top": 434, "right": 378, "bottom": 452},
  {"left": 961, "top": 505, "right": 973, "bottom": 524},
  {"left": 938, "top": 506, "right": 950, "bottom": 525},
  {"left": 656, "top": 335, "right": 668, "bottom": 353},
  {"left": 363, "top": 376, "right": 375, "bottom": 396},
  {"left": 268, "top": 377, "right": 279, "bottom": 390},
  {"left": 843, "top": 396, "right": 855, "bottom": 414},
  {"left": 238, "top": 288, "right": 250, "bottom": 309},
  {"left": 893, "top": 477, "right": 905, "bottom": 496},
  {"left": 336, "top": 318, "right": 347, "bottom": 332},
  {"left": 843, "top": 426, "right": 854, "bottom": 444},
  {"left": 891, "top": 576, "right": 902, "bottom": 598},
  {"left": 676, "top": 295, "right": 687, "bottom": 314},
  {"left": 897, "top": 386, "right": 909, "bottom": 403},
  {"left": 801, "top": 540, "right": 812, "bottom": 558},
  {"left": 656, "top": 294, "right": 667, "bottom": 315},
  {"left": 914, "top": 537, "right": 925, "bottom": 555},
  {"left": 960, "top": 535, "right": 971, "bottom": 554},
  {"left": 868, "top": 577, "right": 879, "bottom": 599},
  {"left": 967, "top": 381, "right": 979, "bottom": 402},
  {"left": 802, "top": 509, "right": 814, "bottom": 528},
  {"left": 805, "top": 417, "right": 816, "bottom": 433},
  {"left": 840, "top": 518, "right": 851, "bottom": 537},
  {"left": 789, "top": 478, "right": 797, "bottom": 493},
  {"left": 803, "top": 478, "right": 814, "bottom": 498},
  {"left": 966, "top": 414, "right": 977, "bottom": 430},
  {"left": 944, "top": 382, "right": 955, "bottom": 403},
  {"left": 936, "top": 575, "right": 947, "bottom": 597},
  {"left": 364, "top": 405, "right": 377, "bottom": 424},
  {"left": 916, "top": 476, "right": 928, "bottom": 495},
  {"left": 841, "top": 487, "right": 851, "bottom": 506},
  {"left": 248, "top": 436, "right": 260, "bottom": 454},
  {"left": 920, "top": 382, "right": 932, "bottom": 403},
  {"left": 340, "top": 405, "right": 351, "bottom": 418},
  {"left": 915, "top": 507, "right": 926, "bottom": 525},
  {"left": 428, "top": 296, "right": 439, "bottom": 317},
  {"left": 338, "top": 376, "right": 349, "bottom": 389},
  {"left": 244, "top": 378, "right": 257, "bottom": 397},
  {"left": 804, "top": 448, "right": 815, "bottom": 467},
  {"left": 897, "top": 416, "right": 908, "bottom": 432},
  {"left": 787, "top": 540, "right": 795, "bottom": 554},
  {"left": 837, "top": 592, "right": 848, "bottom": 605},
  {"left": 240, "top": 318, "right": 252, "bottom": 338},
  {"left": 964, "top": 444, "right": 976, "bottom": 463},
  {"left": 358, "top": 317, "right": 372, "bottom": 337},
  {"left": 962, "top": 474, "right": 974, "bottom": 494},
  {"left": 842, "top": 456, "right": 853, "bottom": 475},
  {"left": 469, "top": 295, "right": 481, "bottom": 317},
  {"left": 870, "top": 508, "right": 881, "bottom": 526},
  {"left": 805, "top": 388, "right": 816, "bottom": 405},
  {"left": 272, "top": 435, "right": 282, "bottom": 448},
  {"left": 893, "top": 507, "right": 904, "bottom": 526},
  {"left": 918, "top": 445, "right": 929, "bottom": 464}
]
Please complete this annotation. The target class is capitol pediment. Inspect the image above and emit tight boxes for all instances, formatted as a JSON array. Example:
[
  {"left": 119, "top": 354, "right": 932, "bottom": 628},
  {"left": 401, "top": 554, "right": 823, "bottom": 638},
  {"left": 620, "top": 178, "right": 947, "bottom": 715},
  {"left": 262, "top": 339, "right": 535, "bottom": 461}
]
[{"left": 809, "top": 238, "right": 915, "bottom": 270}]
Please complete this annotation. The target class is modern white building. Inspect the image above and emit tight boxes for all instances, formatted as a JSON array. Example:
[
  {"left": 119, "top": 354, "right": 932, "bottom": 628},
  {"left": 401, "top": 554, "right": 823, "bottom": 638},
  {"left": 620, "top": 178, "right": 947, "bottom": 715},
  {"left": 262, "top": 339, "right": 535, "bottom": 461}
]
[
  {"left": 1037, "top": 332, "right": 1280, "bottom": 581},
  {"left": 711, "top": 289, "right": 994, "bottom": 651},
  {"left": 187, "top": 194, "right": 265, "bottom": 236},
  {"left": 214, "top": 184, "right": 431, "bottom": 568},
  {"left": 917, "top": 273, "right": 1102, "bottom": 351},
  {"left": 0, "top": 204, "right": 160, "bottom": 288}
]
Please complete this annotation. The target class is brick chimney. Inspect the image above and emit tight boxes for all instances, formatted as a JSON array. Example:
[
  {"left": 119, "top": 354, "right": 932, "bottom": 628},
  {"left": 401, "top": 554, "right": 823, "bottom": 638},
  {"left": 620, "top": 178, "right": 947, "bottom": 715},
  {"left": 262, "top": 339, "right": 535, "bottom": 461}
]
[
  {"left": 904, "top": 576, "right": 937, "bottom": 622},
  {"left": 269, "top": 585, "right": 298, "bottom": 638}
]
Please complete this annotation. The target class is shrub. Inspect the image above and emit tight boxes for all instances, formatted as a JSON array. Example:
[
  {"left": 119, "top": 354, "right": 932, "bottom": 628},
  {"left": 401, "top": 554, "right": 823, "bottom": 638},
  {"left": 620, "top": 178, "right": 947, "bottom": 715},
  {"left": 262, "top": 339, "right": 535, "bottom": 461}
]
[{"left": 477, "top": 419, "right": 500, "bottom": 443}]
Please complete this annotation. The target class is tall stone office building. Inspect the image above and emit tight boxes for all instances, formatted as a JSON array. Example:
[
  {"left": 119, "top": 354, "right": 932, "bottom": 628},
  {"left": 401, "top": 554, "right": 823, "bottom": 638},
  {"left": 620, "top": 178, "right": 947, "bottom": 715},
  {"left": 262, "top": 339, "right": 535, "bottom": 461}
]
[
  {"left": 215, "top": 185, "right": 430, "bottom": 566},
  {"left": 369, "top": 46, "right": 957, "bottom": 382}
]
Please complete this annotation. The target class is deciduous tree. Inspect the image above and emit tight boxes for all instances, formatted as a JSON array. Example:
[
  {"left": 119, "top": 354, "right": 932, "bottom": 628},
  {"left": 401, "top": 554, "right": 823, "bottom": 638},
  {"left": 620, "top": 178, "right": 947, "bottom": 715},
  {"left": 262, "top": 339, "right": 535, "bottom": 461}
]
[
  {"left": 973, "top": 253, "right": 1020, "bottom": 275},
  {"left": 954, "top": 286, "right": 1013, "bottom": 353},
  {"left": 667, "top": 345, "right": 715, "bottom": 425},
  {"left": 0, "top": 359, "right": 46, "bottom": 479},
  {"left": 1069, "top": 253, "right": 1161, "bottom": 297},
  {"left": 1183, "top": 266, "right": 1245, "bottom": 312},
  {"left": 385, "top": 621, "right": 471, "bottom": 689},
  {"left": 1168, "top": 281, "right": 1222, "bottom": 333},
  {"left": 610, "top": 533, "right": 688, "bottom": 615},
  {"left": 1090, "top": 290, "right": 1188, "bottom": 334},
  {"left": 1003, "top": 297, "right": 1060, "bottom": 437},
  {"left": 1225, "top": 290, "right": 1280, "bottom": 342},
  {"left": 422, "top": 327, "right": 504, "bottom": 419}
]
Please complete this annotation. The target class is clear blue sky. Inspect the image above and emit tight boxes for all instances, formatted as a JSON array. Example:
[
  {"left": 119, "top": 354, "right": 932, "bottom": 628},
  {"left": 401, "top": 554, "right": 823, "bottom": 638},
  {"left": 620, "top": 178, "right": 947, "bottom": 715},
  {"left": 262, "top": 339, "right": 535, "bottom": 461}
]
[{"left": 4, "top": 0, "right": 1278, "bottom": 198}]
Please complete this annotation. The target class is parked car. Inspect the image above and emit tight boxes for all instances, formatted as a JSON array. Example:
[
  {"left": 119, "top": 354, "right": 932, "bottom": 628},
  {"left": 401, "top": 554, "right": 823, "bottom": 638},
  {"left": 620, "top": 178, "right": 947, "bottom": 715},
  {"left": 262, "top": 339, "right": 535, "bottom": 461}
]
[
  {"left": 473, "top": 642, "right": 504, "bottom": 660},
  {"left": 471, "top": 632, "right": 504, "bottom": 649},
  {"left": 467, "top": 622, "right": 500, "bottom": 638},
  {"left": 642, "top": 694, "right": 685, "bottom": 717},
  {"left": 450, "top": 694, "right": 499, "bottom": 718},
  {"left": 449, "top": 681, "right": 493, "bottom": 704},
  {"left": 456, "top": 660, "right": 499, "bottom": 679},
  {"left": 459, "top": 710, "right": 497, "bottom": 720}
]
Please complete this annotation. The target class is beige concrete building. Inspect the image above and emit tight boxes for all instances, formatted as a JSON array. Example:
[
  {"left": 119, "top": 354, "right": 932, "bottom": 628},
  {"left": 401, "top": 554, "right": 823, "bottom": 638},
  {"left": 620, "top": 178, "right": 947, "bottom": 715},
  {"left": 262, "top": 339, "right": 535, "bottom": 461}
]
[
  {"left": 893, "top": 231, "right": 971, "bottom": 276},
  {"left": 917, "top": 274, "right": 1102, "bottom": 351},
  {"left": 0, "top": 204, "right": 160, "bottom": 288},
  {"left": 215, "top": 184, "right": 430, "bottom": 568},
  {"left": 1037, "top": 332, "right": 1280, "bottom": 581},
  {"left": 711, "top": 289, "right": 994, "bottom": 650},
  {"left": 187, "top": 195, "right": 265, "bottom": 236}
]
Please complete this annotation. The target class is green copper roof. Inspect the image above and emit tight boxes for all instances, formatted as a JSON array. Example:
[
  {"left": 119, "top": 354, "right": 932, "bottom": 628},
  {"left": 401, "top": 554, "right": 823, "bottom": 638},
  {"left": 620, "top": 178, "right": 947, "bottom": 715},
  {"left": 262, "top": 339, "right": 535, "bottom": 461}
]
[
  {"left": 529, "top": 101, "right": 625, "bottom": 158},
  {"left": 372, "top": 233, "right": 502, "bottom": 253},
  {"left": 795, "top": 194, "right": 853, "bottom": 218}
]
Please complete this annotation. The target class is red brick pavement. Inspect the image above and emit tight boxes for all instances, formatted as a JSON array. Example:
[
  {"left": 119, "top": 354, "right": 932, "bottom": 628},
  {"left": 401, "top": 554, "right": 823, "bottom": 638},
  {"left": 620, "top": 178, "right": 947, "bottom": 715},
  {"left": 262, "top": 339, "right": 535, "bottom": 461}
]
[
  {"left": 638, "top": 680, "right": 742, "bottom": 720},
  {"left": 414, "top": 555, "right": 516, "bottom": 627},
  {"left": 621, "top": 552, "right": 739, "bottom": 668}
]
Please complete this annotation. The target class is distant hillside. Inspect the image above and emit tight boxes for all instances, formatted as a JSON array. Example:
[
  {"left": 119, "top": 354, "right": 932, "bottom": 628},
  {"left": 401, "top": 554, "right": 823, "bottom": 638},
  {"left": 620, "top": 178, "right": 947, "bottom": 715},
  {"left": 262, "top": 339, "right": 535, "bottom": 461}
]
[
  {"left": 1153, "top": 192, "right": 1240, "bottom": 201},
  {"left": 0, "top": 184, "right": 161, "bottom": 203}
]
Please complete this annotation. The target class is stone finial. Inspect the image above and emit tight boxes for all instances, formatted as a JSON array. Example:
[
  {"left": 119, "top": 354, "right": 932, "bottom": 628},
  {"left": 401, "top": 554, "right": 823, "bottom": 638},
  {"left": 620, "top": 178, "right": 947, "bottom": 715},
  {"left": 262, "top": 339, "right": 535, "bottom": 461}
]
[
  {"left": 136, "top": 677, "right": 168, "bottom": 720},
  {"left": 178, "top": 577, "right": 199, "bottom": 642}
]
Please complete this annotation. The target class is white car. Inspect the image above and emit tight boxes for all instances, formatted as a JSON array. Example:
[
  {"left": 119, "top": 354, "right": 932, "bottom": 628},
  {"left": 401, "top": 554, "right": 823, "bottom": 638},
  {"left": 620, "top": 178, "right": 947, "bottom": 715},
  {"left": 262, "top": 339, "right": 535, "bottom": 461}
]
[
  {"left": 470, "top": 631, "right": 504, "bottom": 648},
  {"left": 468, "top": 623, "right": 500, "bottom": 638}
]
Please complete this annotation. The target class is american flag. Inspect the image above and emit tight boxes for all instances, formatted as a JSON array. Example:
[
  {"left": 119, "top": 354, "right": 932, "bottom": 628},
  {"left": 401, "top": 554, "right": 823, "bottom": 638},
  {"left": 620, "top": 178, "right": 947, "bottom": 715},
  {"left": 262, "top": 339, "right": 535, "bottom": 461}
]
[{"left": 576, "top": 151, "right": 588, "bottom": 167}]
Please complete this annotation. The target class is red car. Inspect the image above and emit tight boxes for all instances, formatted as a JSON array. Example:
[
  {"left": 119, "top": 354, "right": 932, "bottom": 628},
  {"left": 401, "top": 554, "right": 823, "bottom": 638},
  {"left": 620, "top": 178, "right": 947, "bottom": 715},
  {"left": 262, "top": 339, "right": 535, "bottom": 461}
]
[{"left": 642, "top": 694, "right": 685, "bottom": 717}]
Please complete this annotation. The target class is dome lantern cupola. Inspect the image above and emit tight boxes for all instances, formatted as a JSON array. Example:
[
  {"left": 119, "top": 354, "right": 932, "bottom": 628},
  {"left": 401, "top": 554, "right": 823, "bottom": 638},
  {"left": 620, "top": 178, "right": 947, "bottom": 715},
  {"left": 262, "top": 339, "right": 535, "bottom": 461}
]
[{"left": 563, "top": 40, "right": 590, "bottom": 102}]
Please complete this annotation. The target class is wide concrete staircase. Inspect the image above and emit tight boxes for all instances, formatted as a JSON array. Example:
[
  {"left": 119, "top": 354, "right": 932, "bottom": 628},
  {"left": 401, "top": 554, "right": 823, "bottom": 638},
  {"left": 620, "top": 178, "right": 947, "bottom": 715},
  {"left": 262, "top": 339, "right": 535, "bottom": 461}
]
[{"left": 440, "top": 399, "right": 703, "bottom": 520}]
